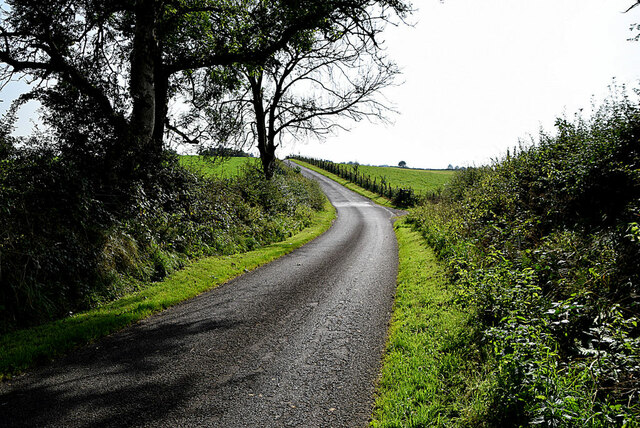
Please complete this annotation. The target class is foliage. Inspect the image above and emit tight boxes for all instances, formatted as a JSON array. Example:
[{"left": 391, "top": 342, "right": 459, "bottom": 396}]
[
  {"left": 0, "top": 0, "right": 412, "bottom": 177},
  {"left": 176, "top": 2, "right": 405, "bottom": 179},
  {"left": 0, "top": 200, "right": 335, "bottom": 380},
  {"left": 0, "top": 144, "right": 326, "bottom": 332},
  {"left": 197, "top": 146, "right": 252, "bottom": 158},
  {"left": 407, "top": 87, "right": 640, "bottom": 425}
]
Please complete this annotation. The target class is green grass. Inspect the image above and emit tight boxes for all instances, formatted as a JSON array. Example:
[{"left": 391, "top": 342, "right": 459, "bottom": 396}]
[
  {"left": 295, "top": 158, "right": 490, "bottom": 425},
  {"left": 0, "top": 201, "right": 335, "bottom": 380},
  {"left": 355, "top": 165, "right": 454, "bottom": 195},
  {"left": 371, "top": 219, "right": 490, "bottom": 427},
  {"left": 179, "top": 155, "right": 258, "bottom": 178},
  {"left": 290, "top": 160, "right": 399, "bottom": 208}
]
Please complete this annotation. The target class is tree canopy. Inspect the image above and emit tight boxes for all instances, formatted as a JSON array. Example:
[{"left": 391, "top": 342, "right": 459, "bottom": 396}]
[
  {"left": 175, "top": 5, "right": 402, "bottom": 178},
  {"left": 0, "top": 0, "right": 411, "bottom": 180}
]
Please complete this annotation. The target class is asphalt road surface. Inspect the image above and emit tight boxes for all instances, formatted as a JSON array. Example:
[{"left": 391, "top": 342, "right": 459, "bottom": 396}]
[{"left": 0, "top": 164, "right": 402, "bottom": 428}]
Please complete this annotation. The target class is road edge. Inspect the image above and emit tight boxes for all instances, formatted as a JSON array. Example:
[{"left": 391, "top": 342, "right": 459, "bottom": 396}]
[{"left": 0, "top": 200, "right": 337, "bottom": 381}]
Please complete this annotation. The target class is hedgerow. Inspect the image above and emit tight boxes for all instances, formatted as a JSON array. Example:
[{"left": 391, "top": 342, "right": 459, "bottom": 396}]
[
  {"left": 288, "top": 155, "right": 421, "bottom": 207},
  {"left": 409, "top": 86, "right": 640, "bottom": 426},
  {"left": 0, "top": 120, "right": 325, "bottom": 333}
]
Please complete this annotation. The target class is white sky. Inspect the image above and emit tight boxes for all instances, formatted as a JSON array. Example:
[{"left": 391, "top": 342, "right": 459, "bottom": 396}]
[
  {"left": 283, "top": 0, "right": 640, "bottom": 168},
  {"left": 2, "top": 1, "right": 640, "bottom": 169}
]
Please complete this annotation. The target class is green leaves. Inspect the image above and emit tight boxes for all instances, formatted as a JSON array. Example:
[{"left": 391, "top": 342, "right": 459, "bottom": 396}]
[
  {"left": 0, "top": 155, "right": 326, "bottom": 333},
  {"left": 407, "top": 86, "right": 640, "bottom": 425}
]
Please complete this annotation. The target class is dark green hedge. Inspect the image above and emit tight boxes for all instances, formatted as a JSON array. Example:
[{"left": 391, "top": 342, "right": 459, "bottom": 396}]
[
  {"left": 409, "top": 88, "right": 640, "bottom": 425},
  {"left": 0, "top": 142, "right": 325, "bottom": 333}
]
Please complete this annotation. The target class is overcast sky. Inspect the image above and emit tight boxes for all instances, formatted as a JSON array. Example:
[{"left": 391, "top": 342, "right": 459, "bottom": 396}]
[
  {"left": 2, "top": 1, "right": 640, "bottom": 169},
  {"left": 283, "top": 0, "right": 640, "bottom": 168}
]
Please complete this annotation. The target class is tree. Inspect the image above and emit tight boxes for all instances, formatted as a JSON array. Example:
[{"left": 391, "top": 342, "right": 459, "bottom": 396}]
[
  {"left": 171, "top": 2, "right": 407, "bottom": 179},
  {"left": 245, "top": 27, "right": 399, "bottom": 179},
  {"left": 0, "top": 0, "right": 411, "bottom": 181},
  {"left": 398, "top": 160, "right": 407, "bottom": 168}
]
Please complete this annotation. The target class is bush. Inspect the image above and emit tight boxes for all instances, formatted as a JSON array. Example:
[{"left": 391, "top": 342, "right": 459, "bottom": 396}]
[
  {"left": 408, "top": 86, "right": 640, "bottom": 425},
  {"left": 0, "top": 140, "right": 326, "bottom": 332}
]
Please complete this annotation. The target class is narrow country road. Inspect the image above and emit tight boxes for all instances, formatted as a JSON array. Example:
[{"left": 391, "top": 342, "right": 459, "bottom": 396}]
[{"left": 0, "top": 164, "right": 402, "bottom": 428}]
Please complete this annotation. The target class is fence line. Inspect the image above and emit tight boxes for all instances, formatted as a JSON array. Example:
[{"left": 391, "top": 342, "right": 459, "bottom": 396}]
[{"left": 288, "top": 156, "right": 418, "bottom": 207}]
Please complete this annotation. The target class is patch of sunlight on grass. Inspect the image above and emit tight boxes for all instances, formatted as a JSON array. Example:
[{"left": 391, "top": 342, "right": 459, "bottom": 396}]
[{"left": 179, "top": 155, "right": 258, "bottom": 178}]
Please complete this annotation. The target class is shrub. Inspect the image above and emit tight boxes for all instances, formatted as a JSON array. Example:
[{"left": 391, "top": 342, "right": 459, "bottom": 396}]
[
  {"left": 0, "top": 140, "right": 326, "bottom": 332},
  {"left": 408, "top": 85, "right": 640, "bottom": 425}
]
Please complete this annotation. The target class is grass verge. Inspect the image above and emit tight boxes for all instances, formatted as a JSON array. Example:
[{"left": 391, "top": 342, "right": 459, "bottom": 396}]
[
  {"left": 290, "top": 159, "right": 399, "bottom": 209},
  {"left": 370, "top": 219, "right": 490, "bottom": 427},
  {"left": 0, "top": 201, "right": 335, "bottom": 380},
  {"left": 295, "top": 158, "right": 490, "bottom": 425},
  {"left": 295, "top": 158, "right": 490, "bottom": 424}
]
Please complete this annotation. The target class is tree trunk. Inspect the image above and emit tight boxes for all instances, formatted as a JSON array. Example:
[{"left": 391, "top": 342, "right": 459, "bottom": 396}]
[
  {"left": 128, "top": 0, "right": 159, "bottom": 172},
  {"left": 152, "top": 64, "right": 169, "bottom": 160},
  {"left": 248, "top": 72, "right": 277, "bottom": 180},
  {"left": 258, "top": 137, "right": 277, "bottom": 180}
]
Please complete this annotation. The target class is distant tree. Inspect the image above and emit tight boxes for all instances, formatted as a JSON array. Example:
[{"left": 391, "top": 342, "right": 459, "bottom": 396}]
[
  {"left": 198, "top": 146, "right": 251, "bottom": 158},
  {"left": 398, "top": 160, "right": 407, "bottom": 168},
  {"left": 447, "top": 164, "right": 454, "bottom": 170}
]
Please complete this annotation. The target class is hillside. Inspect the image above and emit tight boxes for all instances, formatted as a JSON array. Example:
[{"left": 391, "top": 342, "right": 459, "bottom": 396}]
[
  {"left": 289, "top": 156, "right": 454, "bottom": 207},
  {"left": 178, "top": 155, "right": 258, "bottom": 178},
  {"left": 355, "top": 165, "right": 453, "bottom": 194}
]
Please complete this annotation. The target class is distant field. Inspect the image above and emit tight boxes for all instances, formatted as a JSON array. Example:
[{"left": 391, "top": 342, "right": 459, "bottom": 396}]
[
  {"left": 179, "top": 156, "right": 454, "bottom": 194},
  {"left": 352, "top": 165, "right": 454, "bottom": 194},
  {"left": 179, "top": 156, "right": 257, "bottom": 178}
]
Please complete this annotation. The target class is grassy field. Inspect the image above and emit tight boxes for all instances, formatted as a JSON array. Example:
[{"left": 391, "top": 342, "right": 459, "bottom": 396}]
[
  {"left": 354, "top": 165, "right": 454, "bottom": 194},
  {"left": 289, "top": 156, "right": 454, "bottom": 205},
  {"left": 179, "top": 155, "right": 258, "bottom": 178},
  {"left": 290, "top": 160, "right": 399, "bottom": 208}
]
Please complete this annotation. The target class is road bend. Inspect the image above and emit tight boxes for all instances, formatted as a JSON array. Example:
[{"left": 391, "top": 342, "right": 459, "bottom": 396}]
[{"left": 0, "top": 163, "right": 402, "bottom": 428}]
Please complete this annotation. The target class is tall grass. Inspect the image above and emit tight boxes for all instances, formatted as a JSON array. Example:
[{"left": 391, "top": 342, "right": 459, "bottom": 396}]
[{"left": 372, "top": 219, "right": 490, "bottom": 427}]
